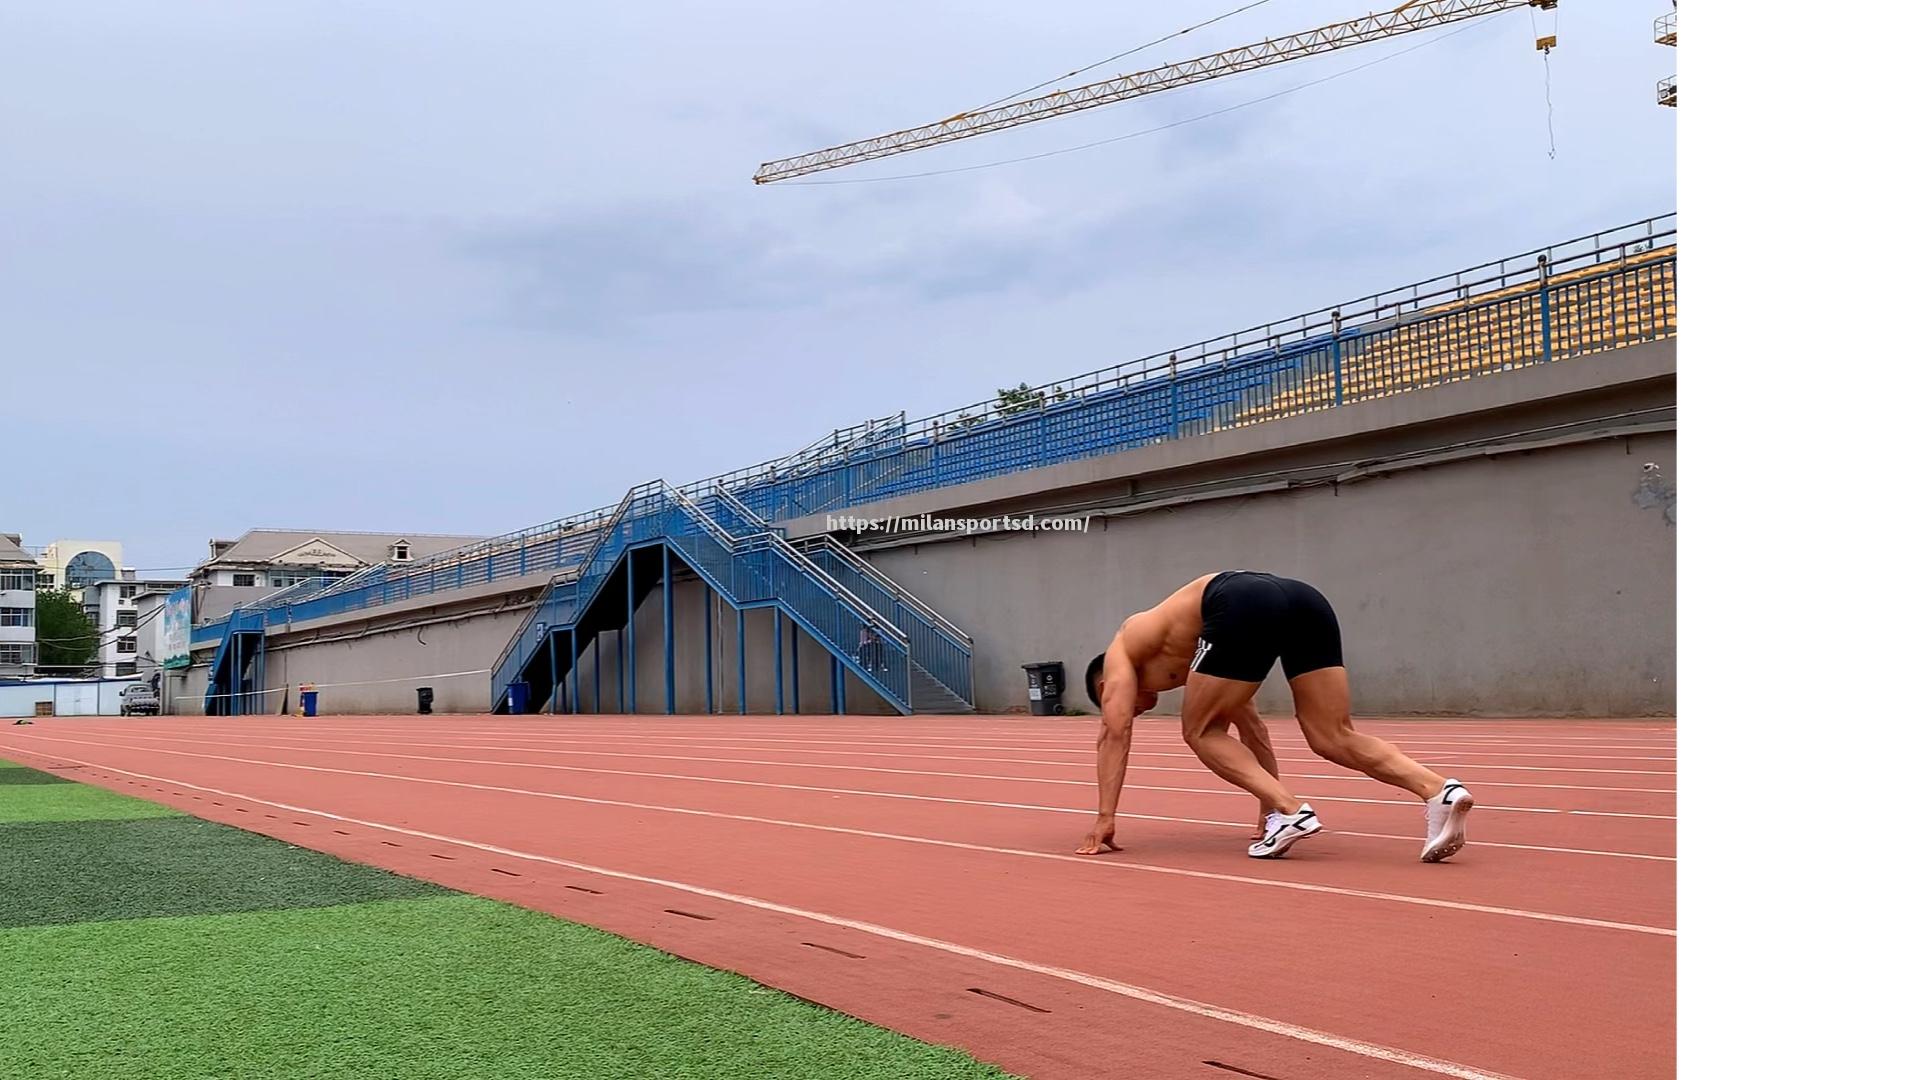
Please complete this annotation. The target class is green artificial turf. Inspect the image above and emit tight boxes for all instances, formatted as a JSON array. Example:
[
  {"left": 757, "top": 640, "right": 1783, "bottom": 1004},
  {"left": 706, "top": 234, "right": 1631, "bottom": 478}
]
[
  {"left": 0, "top": 817, "right": 446, "bottom": 929},
  {"left": 0, "top": 758, "right": 1017, "bottom": 1079},
  {"left": 0, "top": 896, "right": 1010, "bottom": 1080},
  {"left": 0, "top": 762, "right": 180, "bottom": 823}
]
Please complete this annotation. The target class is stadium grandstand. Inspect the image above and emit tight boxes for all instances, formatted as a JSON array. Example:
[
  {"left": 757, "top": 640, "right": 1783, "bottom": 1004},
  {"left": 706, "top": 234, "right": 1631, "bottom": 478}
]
[{"left": 191, "top": 212, "right": 1675, "bottom": 719}]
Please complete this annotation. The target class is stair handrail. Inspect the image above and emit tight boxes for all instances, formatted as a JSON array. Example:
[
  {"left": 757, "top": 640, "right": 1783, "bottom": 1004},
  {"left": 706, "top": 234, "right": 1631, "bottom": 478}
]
[
  {"left": 766, "top": 411, "right": 907, "bottom": 478},
  {"left": 489, "top": 482, "right": 646, "bottom": 676},
  {"left": 492, "top": 568, "right": 578, "bottom": 673},
  {"left": 791, "top": 533, "right": 973, "bottom": 647},
  {"left": 661, "top": 482, "right": 905, "bottom": 644},
  {"left": 236, "top": 576, "right": 331, "bottom": 612},
  {"left": 706, "top": 484, "right": 781, "bottom": 534},
  {"left": 712, "top": 482, "right": 971, "bottom": 649},
  {"left": 294, "top": 559, "right": 389, "bottom": 604}
]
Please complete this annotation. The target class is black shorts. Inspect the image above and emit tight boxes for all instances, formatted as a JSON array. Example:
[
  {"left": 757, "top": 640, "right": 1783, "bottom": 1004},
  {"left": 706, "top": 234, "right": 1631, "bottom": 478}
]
[{"left": 1191, "top": 571, "right": 1344, "bottom": 683}]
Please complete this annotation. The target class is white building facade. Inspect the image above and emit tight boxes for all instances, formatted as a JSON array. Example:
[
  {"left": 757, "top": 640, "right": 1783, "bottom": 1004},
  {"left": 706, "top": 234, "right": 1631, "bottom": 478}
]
[
  {"left": 1, "top": 533, "right": 37, "bottom": 675},
  {"left": 84, "top": 576, "right": 187, "bottom": 678},
  {"left": 36, "top": 539, "right": 127, "bottom": 593}
]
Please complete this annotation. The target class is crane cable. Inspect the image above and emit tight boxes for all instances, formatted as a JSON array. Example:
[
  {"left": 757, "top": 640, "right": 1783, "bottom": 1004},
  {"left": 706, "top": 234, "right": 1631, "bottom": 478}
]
[
  {"left": 1530, "top": 1, "right": 1560, "bottom": 158},
  {"left": 965, "top": 0, "right": 1283, "bottom": 115}
]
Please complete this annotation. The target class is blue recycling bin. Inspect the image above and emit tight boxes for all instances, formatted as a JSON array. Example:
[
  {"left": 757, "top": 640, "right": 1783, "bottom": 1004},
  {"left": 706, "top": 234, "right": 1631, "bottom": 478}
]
[
  {"left": 299, "top": 686, "right": 318, "bottom": 717},
  {"left": 506, "top": 681, "right": 530, "bottom": 715}
]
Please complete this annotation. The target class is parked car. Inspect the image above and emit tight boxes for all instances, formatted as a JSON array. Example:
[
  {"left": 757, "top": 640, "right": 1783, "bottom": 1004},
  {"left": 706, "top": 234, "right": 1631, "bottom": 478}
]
[{"left": 120, "top": 684, "right": 160, "bottom": 717}]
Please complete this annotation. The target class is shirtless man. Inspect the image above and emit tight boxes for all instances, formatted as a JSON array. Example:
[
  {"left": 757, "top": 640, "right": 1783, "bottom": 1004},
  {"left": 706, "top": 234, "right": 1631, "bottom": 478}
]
[{"left": 1074, "top": 570, "right": 1474, "bottom": 862}]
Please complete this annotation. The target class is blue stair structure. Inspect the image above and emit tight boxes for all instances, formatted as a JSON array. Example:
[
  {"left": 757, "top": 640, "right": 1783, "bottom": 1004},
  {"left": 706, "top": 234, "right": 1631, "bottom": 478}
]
[
  {"left": 491, "top": 482, "right": 974, "bottom": 715},
  {"left": 202, "top": 608, "right": 267, "bottom": 716},
  {"left": 702, "top": 485, "right": 973, "bottom": 713}
]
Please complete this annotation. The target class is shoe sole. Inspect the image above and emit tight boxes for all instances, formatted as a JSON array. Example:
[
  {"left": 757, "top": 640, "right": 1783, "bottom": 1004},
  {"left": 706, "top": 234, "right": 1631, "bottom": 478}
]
[
  {"left": 1249, "top": 825, "right": 1322, "bottom": 859},
  {"left": 1420, "top": 792, "right": 1474, "bottom": 863}
]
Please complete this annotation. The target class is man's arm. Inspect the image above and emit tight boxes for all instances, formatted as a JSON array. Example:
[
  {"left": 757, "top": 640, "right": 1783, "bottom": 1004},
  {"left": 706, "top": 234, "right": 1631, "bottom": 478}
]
[
  {"left": 1077, "top": 635, "right": 1136, "bottom": 855},
  {"left": 1093, "top": 646, "right": 1138, "bottom": 816}
]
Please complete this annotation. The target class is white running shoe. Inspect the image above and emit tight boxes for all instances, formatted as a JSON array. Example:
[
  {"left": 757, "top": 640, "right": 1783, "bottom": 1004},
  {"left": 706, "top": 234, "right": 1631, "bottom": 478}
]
[
  {"left": 1248, "top": 804, "right": 1322, "bottom": 858},
  {"left": 1420, "top": 779, "right": 1473, "bottom": 863}
]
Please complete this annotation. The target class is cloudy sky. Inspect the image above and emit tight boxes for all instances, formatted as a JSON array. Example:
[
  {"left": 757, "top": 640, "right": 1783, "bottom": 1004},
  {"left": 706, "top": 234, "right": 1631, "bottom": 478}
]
[{"left": 2, "top": 1, "right": 1674, "bottom": 573}]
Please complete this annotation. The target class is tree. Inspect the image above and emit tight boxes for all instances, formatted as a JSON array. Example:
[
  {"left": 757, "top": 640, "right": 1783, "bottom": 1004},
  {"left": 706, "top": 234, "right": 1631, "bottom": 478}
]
[
  {"left": 36, "top": 589, "right": 98, "bottom": 668},
  {"left": 995, "top": 382, "right": 1046, "bottom": 416}
]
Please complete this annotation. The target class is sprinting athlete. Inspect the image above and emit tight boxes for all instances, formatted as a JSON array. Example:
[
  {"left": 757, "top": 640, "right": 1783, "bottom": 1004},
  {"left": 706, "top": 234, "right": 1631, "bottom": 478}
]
[{"left": 1075, "top": 571, "right": 1474, "bottom": 862}]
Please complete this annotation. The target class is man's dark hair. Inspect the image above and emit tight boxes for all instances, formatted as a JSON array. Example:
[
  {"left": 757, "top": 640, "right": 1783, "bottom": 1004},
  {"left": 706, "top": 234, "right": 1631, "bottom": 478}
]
[{"left": 1084, "top": 653, "right": 1106, "bottom": 709}]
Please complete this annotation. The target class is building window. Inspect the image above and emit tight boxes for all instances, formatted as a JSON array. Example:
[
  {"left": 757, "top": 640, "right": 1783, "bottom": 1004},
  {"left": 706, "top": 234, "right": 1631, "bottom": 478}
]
[
  {"left": 0, "top": 608, "right": 31, "bottom": 627},
  {"left": 36, "top": 571, "right": 55, "bottom": 587},
  {"left": 117, "top": 637, "right": 138, "bottom": 653},
  {"left": 116, "top": 609, "right": 138, "bottom": 628},
  {"left": 391, "top": 542, "right": 412, "bottom": 562},
  {"left": 0, "top": 570, "right": 35, "bottom": 591},
  {"left": 232, "top": 573, "right": 257, "bottom": 587},
  {"left": 0, "top": 643, "right": 33, "bottom": 665},
  {"left": 120, "top": 584, "right": 136, "bottom": 600},
  {"left": 116, "top": 662, "right": 138, "bottom": 676}
]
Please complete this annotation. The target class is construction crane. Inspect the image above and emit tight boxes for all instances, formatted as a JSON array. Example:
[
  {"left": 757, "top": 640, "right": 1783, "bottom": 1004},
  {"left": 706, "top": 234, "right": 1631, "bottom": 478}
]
[
  {"left": 1654, "top": 3, "right": 1676, "bottom": 107},
  {"left": 754, "top": 0, "right": 1561, "bottom": 184}
]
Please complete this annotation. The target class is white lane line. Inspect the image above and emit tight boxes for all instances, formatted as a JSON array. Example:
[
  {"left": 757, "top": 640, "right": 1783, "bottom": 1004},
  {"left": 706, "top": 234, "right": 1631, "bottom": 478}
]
[
  {"left": 8, "top": 747, "right": 1530, "bottom": 1080},
  {"left": 62, "top": 730, "right": 1675, "bottom": 822},
  {"left": 11, "top": 732, "right": 1672, "bottom": 862},
  {"left": 10, "top": 738, "right": 1674, "bottom": 942},
  {"left": 204, "top": 726, "right": 1675, "bottom": 759},
  {"left": 116, "top": 729, "right": 1677, "bottom": 796},
  {"left": 151, "top": 720, "right": 1677, "bottom": 751},
  {"left": 175, "top": 726, "right": 1676, "bottom": 777}
]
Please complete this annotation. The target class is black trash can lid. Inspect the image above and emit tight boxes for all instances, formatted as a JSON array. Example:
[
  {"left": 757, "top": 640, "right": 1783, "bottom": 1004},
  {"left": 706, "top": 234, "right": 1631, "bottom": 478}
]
[{"left": 1022, "top": 661, "right": 1064, "bottom": 670}]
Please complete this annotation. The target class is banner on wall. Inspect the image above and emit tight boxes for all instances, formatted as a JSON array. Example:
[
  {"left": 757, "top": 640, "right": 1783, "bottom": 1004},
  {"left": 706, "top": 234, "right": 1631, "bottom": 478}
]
[{"left": 161, "top": 587, "right": 192, "bottom": 670}]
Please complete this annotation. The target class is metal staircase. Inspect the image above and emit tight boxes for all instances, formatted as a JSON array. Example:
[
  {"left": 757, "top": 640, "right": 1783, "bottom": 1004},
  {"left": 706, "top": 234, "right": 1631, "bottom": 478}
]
[
  {"left": 491, "top": 481, "right": 973, "bottom": 715},
  {"left": 701, "top": 487, "right": 974, "bottom": 713},
  {"left": 202, "top": 609, "right": 266, "bottom": 716}
]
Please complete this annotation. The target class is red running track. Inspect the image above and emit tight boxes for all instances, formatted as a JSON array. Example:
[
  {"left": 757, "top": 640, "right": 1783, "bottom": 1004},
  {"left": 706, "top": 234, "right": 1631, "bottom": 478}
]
[{"left": 0, "top": 715, "right": 1675, "bottom": 1080}]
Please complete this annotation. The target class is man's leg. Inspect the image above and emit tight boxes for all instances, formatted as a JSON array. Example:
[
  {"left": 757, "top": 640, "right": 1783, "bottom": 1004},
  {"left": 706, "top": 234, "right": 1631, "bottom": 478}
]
[
  {"left": 1230, "top": 703, "right": 1282, "bottom": 832},
  {"left": 1182, "top": 673, "right": 1303, "bottom": 814},
  {"left": 1290, "top": 667, "right": 1443, "bottom": 799}
]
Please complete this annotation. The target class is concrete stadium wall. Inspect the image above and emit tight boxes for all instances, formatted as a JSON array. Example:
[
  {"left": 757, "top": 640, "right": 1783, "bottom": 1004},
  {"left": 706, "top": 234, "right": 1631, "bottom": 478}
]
[
  {"left": 175, "top": 576, "right": 548, "bottom": 715},
  {"left": 854, "top": 431, "right": 1675, "bottom": 716},
  {"left": 256, "top": 606, "right": 526, "bottom": 714}
]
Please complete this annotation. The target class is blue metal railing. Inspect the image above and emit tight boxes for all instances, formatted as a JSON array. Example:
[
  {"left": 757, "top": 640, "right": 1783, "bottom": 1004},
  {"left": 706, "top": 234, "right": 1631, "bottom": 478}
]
[
  {"left": 706, "top": 214, "right": 1676, "bottom": 521},
  {"left": 661, "top": 485, "right": 911, "bottom": 711},
  {"left": 793, "top": 538, "right": 973, "bottom": 704},
  {"left": 490, "top": 483, "right": 660, "bottom": 707},
  {"left": 200, "top": 504, "right": 620, "bottom": 637},
  {"left": 708, "top": 485, "right": 973, "bottom": 705},
  {"left": 489, "top": 576, "right": 583, "bottom": 708},
  {"left": 202, "top": 609, "right": 265, "bottom": 715},
  {"left": 490, "top": 482, "right": 913, "bottom": 712}
]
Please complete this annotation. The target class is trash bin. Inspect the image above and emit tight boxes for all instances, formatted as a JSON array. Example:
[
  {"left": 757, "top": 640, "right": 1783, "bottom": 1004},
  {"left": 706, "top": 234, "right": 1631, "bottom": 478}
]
[
  {"left": 1022, "top": 661, "right": 1065, "bottom": 716},
  {"left": 506, "top": 681, "right": 530, "bottom": 716},
  {"left": 299, "top": 684, "right": 318, "bottom": 717},
  {"left": 416, "top": 686, "right": 435, "bottom": 715}
]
